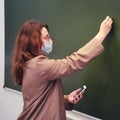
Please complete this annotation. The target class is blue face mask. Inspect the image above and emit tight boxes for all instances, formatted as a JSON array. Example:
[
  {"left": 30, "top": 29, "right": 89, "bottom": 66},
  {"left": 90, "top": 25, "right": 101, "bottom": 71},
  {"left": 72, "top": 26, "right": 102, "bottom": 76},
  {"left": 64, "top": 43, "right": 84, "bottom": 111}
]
[{"left": 41, "top": 40, "right": 53, "bottom": 55}]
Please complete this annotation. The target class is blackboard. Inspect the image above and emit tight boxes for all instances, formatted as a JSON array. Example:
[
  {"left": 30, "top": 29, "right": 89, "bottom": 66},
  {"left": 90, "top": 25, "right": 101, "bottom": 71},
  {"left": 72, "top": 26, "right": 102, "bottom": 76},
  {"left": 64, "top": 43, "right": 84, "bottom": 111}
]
[{"left": 5, "top": 0, "right": 120, "bottom": 119}]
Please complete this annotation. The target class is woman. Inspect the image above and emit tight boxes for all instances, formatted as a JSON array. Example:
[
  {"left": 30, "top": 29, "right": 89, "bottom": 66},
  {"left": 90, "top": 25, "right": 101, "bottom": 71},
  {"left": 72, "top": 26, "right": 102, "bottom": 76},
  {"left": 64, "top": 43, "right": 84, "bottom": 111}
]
[{"left": 12, "top": 16, "right": 112, "bottom": 120}]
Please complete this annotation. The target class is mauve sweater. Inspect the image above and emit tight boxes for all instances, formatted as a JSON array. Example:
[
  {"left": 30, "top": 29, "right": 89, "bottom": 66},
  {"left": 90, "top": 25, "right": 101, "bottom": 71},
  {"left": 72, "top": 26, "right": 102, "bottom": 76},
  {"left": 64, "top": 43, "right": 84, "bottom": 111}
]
[{"left": 17, "top": 38, "right": 104, "bottom": 120}]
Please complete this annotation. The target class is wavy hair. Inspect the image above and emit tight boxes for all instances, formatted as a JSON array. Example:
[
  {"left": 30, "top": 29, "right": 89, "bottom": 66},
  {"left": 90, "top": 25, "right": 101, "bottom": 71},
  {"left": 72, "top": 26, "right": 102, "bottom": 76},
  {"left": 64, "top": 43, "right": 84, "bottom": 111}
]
[{"left": 12, "top": 20, "right": 48, "bottom": 86}]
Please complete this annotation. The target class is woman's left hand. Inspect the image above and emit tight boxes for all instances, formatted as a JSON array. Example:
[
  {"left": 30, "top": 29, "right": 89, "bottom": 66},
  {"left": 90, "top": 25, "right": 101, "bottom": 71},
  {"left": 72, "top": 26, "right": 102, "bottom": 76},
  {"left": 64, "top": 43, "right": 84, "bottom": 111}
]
[{"left": 67, "top": 88, "right": 84, "bottom": 104}]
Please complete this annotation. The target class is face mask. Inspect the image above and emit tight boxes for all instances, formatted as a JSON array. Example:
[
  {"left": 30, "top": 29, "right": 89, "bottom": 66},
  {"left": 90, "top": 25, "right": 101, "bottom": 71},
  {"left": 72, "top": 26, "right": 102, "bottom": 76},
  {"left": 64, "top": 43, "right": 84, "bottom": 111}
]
[{"left": 41, "top": 40, "right": 53, "bottom": 55}]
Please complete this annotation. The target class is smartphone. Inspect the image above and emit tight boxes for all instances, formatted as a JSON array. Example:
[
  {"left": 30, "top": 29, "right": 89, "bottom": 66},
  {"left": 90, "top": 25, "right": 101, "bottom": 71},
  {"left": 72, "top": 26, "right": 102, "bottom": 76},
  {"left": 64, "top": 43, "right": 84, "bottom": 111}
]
[{"left": 78, "top": 85, "right": 87, "bottom": 96}]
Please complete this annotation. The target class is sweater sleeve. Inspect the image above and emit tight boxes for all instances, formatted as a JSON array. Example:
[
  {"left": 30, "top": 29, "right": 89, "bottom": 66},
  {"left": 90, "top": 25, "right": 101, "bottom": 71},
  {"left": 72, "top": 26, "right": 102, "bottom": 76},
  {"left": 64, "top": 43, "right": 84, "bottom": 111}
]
[{"left": 38, "top": 38, "right": 104, "bottom": 81}]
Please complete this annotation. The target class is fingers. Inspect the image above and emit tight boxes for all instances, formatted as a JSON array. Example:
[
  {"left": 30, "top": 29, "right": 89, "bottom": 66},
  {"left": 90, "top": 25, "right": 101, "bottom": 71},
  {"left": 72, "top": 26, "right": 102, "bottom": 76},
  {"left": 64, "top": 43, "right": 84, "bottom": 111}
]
[
  {"left": 72, "top": 93, "right": 83, "bottom": 104},
  {"left": 104, "top": 16, "right": 113, "bottom": 27},
  {"left": 105, "top": 16, "right": 112, "bottom": 22},
  {"left": 68, "top": 88, "right": 86, "bottom": 104},
  {"left": 71, "top": 88, "right": 85, "bottom": 104}
]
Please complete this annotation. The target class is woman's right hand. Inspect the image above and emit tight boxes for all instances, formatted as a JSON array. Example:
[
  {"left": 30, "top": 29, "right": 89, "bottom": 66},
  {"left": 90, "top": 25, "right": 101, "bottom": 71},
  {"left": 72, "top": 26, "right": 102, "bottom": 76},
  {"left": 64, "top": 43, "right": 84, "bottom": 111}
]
[{"left": 95, "top": 16, "right": 113, "bottom": 42}]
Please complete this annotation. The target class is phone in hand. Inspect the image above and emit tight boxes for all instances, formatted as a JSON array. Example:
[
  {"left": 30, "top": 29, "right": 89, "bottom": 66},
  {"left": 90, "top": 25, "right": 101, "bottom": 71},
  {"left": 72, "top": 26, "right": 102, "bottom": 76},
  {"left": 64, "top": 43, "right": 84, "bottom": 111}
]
[{"left": 78, "top": 85, "right": 87, "bottom": 96}]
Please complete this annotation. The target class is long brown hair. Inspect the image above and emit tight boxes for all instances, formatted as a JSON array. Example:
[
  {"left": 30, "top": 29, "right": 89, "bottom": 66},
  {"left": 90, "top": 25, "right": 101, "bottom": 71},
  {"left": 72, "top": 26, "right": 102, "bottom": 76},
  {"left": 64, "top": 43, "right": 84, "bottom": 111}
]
[{"left": 12, "top": 20, "right": 48, "bottom": 86}]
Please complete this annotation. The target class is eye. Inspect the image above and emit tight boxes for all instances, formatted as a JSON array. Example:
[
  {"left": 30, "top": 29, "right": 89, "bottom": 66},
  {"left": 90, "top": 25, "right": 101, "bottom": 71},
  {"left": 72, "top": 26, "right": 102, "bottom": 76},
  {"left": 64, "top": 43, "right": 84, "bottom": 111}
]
[{"left": 44, "top": 34, "right": 50, "bottom": 40}]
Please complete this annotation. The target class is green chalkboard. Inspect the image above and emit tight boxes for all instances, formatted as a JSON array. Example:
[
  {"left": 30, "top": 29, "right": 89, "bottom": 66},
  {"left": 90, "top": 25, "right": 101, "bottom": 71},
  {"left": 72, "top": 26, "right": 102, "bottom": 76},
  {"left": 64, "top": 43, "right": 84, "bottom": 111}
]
[{"left": 5, "top": 0, "right": 120, "bottom": 119}]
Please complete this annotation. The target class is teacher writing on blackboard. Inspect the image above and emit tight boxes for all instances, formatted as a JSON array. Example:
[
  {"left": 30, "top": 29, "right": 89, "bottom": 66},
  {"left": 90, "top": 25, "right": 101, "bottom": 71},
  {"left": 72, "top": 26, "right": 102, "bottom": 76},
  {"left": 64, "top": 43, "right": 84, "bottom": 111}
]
[{"left": 12, "top": 16, "right": 112, "bottom": 120}]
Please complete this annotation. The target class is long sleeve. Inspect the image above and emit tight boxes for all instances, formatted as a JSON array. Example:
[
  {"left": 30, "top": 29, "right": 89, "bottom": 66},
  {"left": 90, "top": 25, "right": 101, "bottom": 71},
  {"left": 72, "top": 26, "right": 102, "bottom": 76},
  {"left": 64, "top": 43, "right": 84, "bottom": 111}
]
[{"left": 37, "top": 37, "right": 104, "bottom": 81}]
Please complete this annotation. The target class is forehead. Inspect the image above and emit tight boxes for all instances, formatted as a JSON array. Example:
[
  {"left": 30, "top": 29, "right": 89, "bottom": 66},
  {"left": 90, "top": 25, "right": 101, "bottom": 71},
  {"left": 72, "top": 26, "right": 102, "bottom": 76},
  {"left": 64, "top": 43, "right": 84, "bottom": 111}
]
[{"left": 41, "top": 27, "right": 49, "bottom": 37}]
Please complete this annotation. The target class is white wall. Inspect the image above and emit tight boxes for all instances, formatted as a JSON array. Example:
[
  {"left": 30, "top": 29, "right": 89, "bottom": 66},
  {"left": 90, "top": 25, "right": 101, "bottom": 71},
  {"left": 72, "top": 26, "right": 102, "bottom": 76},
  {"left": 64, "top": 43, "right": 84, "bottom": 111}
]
[{"left": 0, "top": 0, "right": 23, "bottom": 120}]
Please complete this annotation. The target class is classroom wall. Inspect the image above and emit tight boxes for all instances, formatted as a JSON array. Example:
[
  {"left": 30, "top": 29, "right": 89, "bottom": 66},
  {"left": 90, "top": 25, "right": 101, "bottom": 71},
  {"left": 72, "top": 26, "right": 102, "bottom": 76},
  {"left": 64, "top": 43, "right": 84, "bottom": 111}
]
[
  {"left": 2, "top": 0, "right": 120, "bottom": 120},
  {"left": 0, "top": 1, "right": 100, "bottom": 120},
  {"left": 0, "top": 4, "right": 99, "bottom": 118},
  {"left": 0, "top": 0, "right": 23, "bottom": 119}
]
